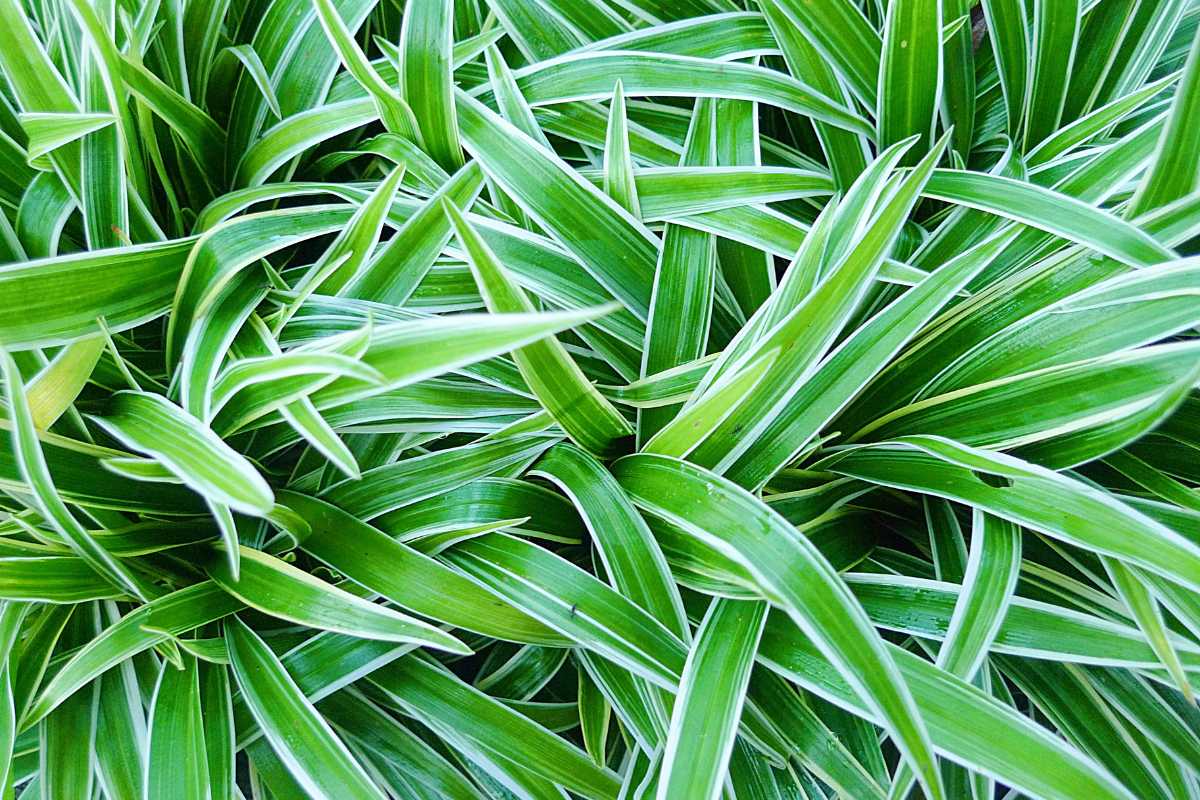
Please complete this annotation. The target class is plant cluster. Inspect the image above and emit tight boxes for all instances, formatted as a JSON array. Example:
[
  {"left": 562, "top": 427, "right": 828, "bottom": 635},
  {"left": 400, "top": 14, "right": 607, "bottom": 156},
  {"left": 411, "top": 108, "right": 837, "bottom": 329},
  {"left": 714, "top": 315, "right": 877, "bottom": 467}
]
[{"left": 0, "top": 0, "right": 1199, "bottom": 797}]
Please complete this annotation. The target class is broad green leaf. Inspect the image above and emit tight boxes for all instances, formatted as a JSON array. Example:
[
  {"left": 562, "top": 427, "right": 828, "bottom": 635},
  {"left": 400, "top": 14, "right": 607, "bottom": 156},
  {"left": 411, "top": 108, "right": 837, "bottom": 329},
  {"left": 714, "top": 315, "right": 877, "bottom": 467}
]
[
  {"left": 39, "top": 610, "right": 97, "bottom": 800},
  {"left": 578, "top": 667, "right": 611, "bottom": 767},
  {"left": 919, "top": 256, "right": 1200, "bottom": 395},
  {"left": 998, "top": 657, "right": 1169, "bottom": 800},
  {"left": 639, "top": 98, "right": 718, "bottom": 440},
  {"left": 280, "top": 490, "right": 568, "bottom": 644},
  {"left": 225, "top": 45, "right": 282, "bottom": 118},
  {"left": 845, "top": 571, "right": 1200, "bottom": 674},
  {"left": 1105, "top": 557, "right": 1193, "bottom": 701},
  {"left": 757, "top": 619, "right": 1138, "bottom": 800},
  {"left": 455, "top": 90, "right": 659, "bottom": 319},
  {"left": 724, "top": 229, "right": 1013, "bottom": 490},
  {"left": 641, "top": 348, "right": 777, "bottom": 458},
  {"left": 877, "top": 0, "right": 942, "bottom": 162},
  {"left": 202, "top": 663, "right": 235, "bottom": 800},
  {"left": 146, "top": 655, "right": 209, "bottom": 799},
  {"left": 24, "top": 336, "right": 105, "bottom": 430},
  {"left": 226, "top": 617, "right": 388, "bottom": 800},
  {"left": 1023, "top": 0, "right": 1081, "bottom": 149},
  {"left": 343, "top": 161, "right": 485, "bottom": 305},
  {"left": 0, "top": 238, "right": 194, "bottom": 350},
  {"left": 923, "top": 169, "right": 1174, "bottom": 267},
  {"left": 887, "top": 510, "right": 1021, "bottom": 799},
  {"left": 477, "top": 52, "right": 874, "bottom": 137},
  {"left": 399, "top": 0, "right": 462, "bottom": 169},
  {"left": 530, "top": 444, "right": 687, "bottom": 637},
  {"left": 762, "top": 0, "right": 868, "bottom": 189},
  {"left": 320, "top": 435, "right": 556, "bottom": 519},
  {"left": 852, "top": 342, "right": 1200, "bottom": 452},
  {"left": 827, "top": 436, "right": 1200, "bottom": 592},
  {"left": 1027, "top": 71, "right": 1178, "bottom": 167},
  {"left": 209, "top": 545, "right": 471, "bottom": 653},
  {"left": 941, "top": 0, "right": 976, "bottom": 158},
  {"left": 441, "top": 533, "right": 687, "bottom": 687},
  {"left": 88, "top": 391, "right": 273, "bottom": 516},
  {"left": 22, "top": 583, "right": 241, "bottom": 728},
  {"left": 603, "top": 81, "right": 640, "bottom": 216},
  {"left": 938, "top": 512, "right": 1022, "bottom": 679},
  {"left": 658, "top": 598, "right": 766, "bottom": 800},
  {"left": 297, "top": 307, "right": 612, "bottom": 409},
  {"left": 0, "top": 557, "right": 121, "bottom": 603},
  {"left": 92, "top": 607, "right": 147, "bottom": 800},
  {"left": 18, "top": 112, "right": 115, "bottom": 164},
  {"left": 981, "top": 0, "right": 1029, "bottom": 135},
  {"left": 682, "top": 135, "right": 949, "bottom": 474},
  {"left": 760, "top": 0, "right": 880, "bottom": 107}
]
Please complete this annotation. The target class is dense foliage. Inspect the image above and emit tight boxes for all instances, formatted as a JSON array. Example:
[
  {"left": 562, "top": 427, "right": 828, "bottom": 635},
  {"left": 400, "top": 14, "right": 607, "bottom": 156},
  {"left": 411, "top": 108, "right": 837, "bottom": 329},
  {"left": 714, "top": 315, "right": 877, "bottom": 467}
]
[{"left": 0, "top": 0, "right": 1199, "bottom": 796}]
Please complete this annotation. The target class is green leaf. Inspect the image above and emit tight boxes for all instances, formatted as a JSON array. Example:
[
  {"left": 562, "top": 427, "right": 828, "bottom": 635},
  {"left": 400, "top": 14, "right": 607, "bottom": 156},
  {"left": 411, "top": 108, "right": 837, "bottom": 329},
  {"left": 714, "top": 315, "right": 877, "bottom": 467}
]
[
  {"left": 758, "top": 619, "right": 1138, "bottom": 800},
  {"left": 827, "top": 436, "right": 1200, "bottom": 593},
  {"left": 1104, "top": 558, "right": 1193, "bottom": 701},
  {"left": 981, "top": 0, "right": 1029, "bottom": 135},
  {"left": 18, "top": 112, "right": 115, "bottom": 164},
  {"left": 1128, "top": 27, "right": 1200, "bottom": 215},
  {"left": 0, "top": 238, "right": 194, "bottom": 350},
  {"left": 22, "top": 583, "right": 241, "bottom": 728},
  {"left": 311, "top": 0, "right": 420, "bottom": 141},
  {"left": 343, "top": 162, "right": 485, "bottom": 305},
  {"left": 760, "top": 0, "right": 881, "bottom": 107},
  {"left": 441, "top": 533, "right": 686, "bottom": 687},
  {"left": 1023, "top": 0, "right": 1081, "bottom": 149},
  {"left": 280, "top": 490, "right": 567, "bottom": 644},
  {"left": 303, "top": 165, "right": 406, "bottom": 298},
  {"left": 455, "top": 91, "right": 659, "bottom": 319},
  {"left": 445, "top": 199, "right": 633, "bottom": 456},
  {"left": 658, "top": 598, "right": 766, "bottom": 800},
  {"left": 146, "top": 655, "right": 209, "bottom": 799},
  {"left": 24, "top": 335, "right": 105, "bottom": 430},
  {"left": 923, "top": 169, "right": 1175, "bottom": 267},
  {"left": 209, "top": 545, "right": 471, "bottom": 653},
  {"left": 225, "top": 44, "right": 282, "bottom": 118},
  {"left": 0, "top": 557, "right": 122, "bottom": 603},
  {"left": 530, "top": 444, "right": 687, "bottom": 638},
  {"left": 399, "top": 0, "right": 462, "bottom": 170},
  {"left": 682, "top": 134, "right": 950, "bottom": 474},
  {"left": 723, "top": 229, "right": 1013, "bottom": 490},
  {"left": 88, "top": 390, "right": 273, "bottom": 516},
  {"left": 477, "top": 52, "right": 875, "bottom": 137},
  {"left": 603, "top": 81, "right": 640, "bottom": 216},
  {"left": 226, "top": 617, "right": 388, "bottom": 800},
  {"left": 877, "top": 0, "right": 942, "bottom": 162},
  {"left": 640, "top": 98, "right": 718, "bottom": 440}
]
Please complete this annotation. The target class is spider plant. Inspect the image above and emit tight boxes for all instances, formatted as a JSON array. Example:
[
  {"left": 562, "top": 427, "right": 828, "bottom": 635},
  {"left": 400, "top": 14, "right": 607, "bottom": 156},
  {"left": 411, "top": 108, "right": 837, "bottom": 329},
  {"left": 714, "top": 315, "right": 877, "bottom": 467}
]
[{"left": 0, "top": 0, "right": 1198, "bottom": 796}]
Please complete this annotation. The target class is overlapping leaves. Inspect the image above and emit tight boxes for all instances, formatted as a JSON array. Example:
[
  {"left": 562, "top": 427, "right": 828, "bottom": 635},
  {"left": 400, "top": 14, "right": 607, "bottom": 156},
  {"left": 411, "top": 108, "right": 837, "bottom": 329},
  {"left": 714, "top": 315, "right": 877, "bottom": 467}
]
[{"left": 0, "top": 0, "right": 1199, "bottom": 797}]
